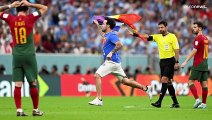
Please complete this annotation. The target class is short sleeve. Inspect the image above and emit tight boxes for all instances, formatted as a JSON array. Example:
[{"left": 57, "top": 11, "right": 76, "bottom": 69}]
[
  {"left": 172, "top": 34, "right": 180, "bottom": 49},
  {"left": 152, "top": 34, "right": 158, "bottom": 42},
  {"left": 109, "top": 33, "right": 119, "bottom": 44},
  {"left": 193, "top": 36, "right": 201, "bottom": 49},
  {"left": 28, "top": 11, "right": 41, "bottom": 23},
  {"left": 0, "top": 13, "right": 12, "bottom": 24}
]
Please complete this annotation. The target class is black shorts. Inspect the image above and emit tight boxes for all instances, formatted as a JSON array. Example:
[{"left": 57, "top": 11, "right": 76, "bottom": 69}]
[{"left": 160, "top": 57, "right": 175, "bottom": 79}]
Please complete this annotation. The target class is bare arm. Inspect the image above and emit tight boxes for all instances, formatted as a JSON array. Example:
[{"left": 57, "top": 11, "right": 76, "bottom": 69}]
[
  {"left": 174, "top": 49, "right": 180, "bottom": 70},
  {"left": 21, "top": 0, "right": 48, "bottom": 15},
  {"left": 174, "top": 49, "right": 179, "bottom": 62},
  {"left": 184, "top": 49, "right": 197, "bottom": 63},
  {"left": 127, "top": 29, "right": 152, "bottom": 41},
  {"left": 133, "top": 33, "right": 149, "bottom": 38},
  {"left": 96, "top": 24, "right": 105, "bottom": 38},
  {"left": 181, "top": 48, "right": 197, "bottom": 68},
  {"left": 0, "top": 5, "right": 10, "bottom": 14},
  {"left": 111, "top": 41, "right": 123, "bottom": 54},
  {"left": 93, "top": 20, "right": 105, "bottom": 38},
  {"left": 0, "top": 1, "right": 21, "bottom": 15},
  {"left": 107, "top": 41, "right": 123, "bottom": 59}
]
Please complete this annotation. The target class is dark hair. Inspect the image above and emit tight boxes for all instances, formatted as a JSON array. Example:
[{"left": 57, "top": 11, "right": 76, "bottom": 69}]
[
  {"left": 193, "top": 21, "right": 206, "bottom": 29},
  {"left": 158, "top": 21, "right": 167, "bottom": 27},
  {"left": 104, "top": 17, "right": 116, "bottom": 29},
  {"left": 52, "top": 65, "right": 58, "bottom": 71},
  {"left": 16, "top": 6, "right": 28, "bottom": 12},
  {"left": 16, "top": 0, "right": 29, "bottom": 12}
]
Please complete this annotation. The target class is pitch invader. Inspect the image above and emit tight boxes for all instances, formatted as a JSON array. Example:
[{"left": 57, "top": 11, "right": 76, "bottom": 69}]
[{"left": 88, "top": 17, "right": 153, "bottom": 106}]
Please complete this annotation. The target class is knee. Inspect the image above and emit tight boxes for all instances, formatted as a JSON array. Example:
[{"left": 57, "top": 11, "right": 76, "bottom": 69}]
[
  {"left": 15, "top": 82, "right": 23, "bottom": 87},
  {"left": 201, "top": 82, "right": 207, "bottom": 88},
  {"left": 202, "top": 84, "right": 207, "bottom": 88},
  {"left": 121, "top": 78, "right": 128, "bottom": 85},
  {"left": 188, "top": 80, "right": 194, "bottom": 86},
  {"left": 29, "top": 80, "right": 37, "bottom": 88}
]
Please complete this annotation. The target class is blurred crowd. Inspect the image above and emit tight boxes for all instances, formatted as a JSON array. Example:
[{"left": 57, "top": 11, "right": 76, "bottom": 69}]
[{"left": 0, "top": 0, "right": 211, "bottom": 55}]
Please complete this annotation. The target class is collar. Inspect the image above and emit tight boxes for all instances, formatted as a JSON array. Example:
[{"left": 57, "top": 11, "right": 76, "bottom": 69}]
[{"left": 162, "top": 32, "right": 169, "bottom": 37}]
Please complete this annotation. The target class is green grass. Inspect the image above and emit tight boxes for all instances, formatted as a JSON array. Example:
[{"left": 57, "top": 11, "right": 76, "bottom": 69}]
[{"left": 0, "top": 96, "right": 212, "bottom": 120}]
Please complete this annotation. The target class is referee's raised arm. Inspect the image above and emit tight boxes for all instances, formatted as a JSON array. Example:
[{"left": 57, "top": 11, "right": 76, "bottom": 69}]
[{"left": 127, "top": 29, "right": 152, "bottom": 41}]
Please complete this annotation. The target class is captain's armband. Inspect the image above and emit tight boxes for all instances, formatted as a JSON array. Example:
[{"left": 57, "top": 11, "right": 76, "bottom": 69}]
[{"left": 147, "top": 35, "right": 153, "bottom": 41}]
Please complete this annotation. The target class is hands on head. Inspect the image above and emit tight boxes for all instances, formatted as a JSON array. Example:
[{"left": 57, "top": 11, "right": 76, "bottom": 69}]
[{"left": 11, "top": 0, "right": 31, "bottom": 8}]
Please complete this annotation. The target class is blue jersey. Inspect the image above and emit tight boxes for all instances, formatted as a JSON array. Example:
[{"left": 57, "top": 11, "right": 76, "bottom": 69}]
[{"left": 103, "top": 31, "right": 121, "bottom": 63}]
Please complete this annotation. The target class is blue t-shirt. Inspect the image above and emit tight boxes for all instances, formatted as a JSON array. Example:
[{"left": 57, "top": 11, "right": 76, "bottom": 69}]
[{"left": 103, "top": 31, "right": 121, "bottom": 63}]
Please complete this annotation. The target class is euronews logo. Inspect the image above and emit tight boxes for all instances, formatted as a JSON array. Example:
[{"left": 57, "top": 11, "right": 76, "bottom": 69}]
[
  {"left": 0, "top": 75, "right": 49, "bottom": 97},
  {"left": 184, "top": 4, "right": 207, "bottom": 9}
]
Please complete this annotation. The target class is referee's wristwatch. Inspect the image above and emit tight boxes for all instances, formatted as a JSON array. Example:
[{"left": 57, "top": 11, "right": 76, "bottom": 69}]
[{"left": 175, "top": 60, "right": 179, "bottom": 63}]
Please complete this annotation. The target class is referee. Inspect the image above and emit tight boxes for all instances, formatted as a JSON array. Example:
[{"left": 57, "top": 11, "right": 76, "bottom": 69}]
[{"left": 132, "top": 21, "right": 180, "bottom": 108}]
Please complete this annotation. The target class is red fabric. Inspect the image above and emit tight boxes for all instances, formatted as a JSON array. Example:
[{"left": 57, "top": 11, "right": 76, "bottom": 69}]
[
  {"left": 30, "top": 87, "right": 39, "bottom": 109},
  {"left": 118, "top": 14, "right": 141, "bottom": 25},
  {"left": 128, "top": 23, "right": 147, "bottom": 41},
  {"left": 202, "top": 89, "right": 208, "bottom": 104},
  {"left": 193, "top": 34, "right": 209, "bottom": 67},
  {"left": 0, "top": 12, "right": 41, "bottom": 46},
  {"left": 14, "top": 87, "right": 22, "bottom": 109},
  {"left": 138, "top": 34, "right": 147, "bottom": 42},
  {"left": 190, "top": 85, "right": 199, "bottom": 99},
  {"left": 70, "top": 0, "right": 74, "bottom": 4}
]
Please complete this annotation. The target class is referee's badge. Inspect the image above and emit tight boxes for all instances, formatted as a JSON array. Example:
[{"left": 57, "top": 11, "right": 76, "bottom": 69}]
[{"left": 164, "top": 44, "right": 169, "bottom": 50}]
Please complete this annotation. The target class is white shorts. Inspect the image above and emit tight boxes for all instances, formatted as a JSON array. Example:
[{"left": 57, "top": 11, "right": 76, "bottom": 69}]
[{"left": 96, "top": 60, "right": 127, "bottom": 81}]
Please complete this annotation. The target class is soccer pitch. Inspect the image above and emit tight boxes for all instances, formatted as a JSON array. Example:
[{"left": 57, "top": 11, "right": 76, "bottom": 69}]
[{"left": 0, "top": 96, "right": 211, "bottom": 120}]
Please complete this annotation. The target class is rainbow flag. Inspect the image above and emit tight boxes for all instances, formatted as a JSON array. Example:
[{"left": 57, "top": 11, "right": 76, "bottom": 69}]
[
  {"left": 93, "top": 14, "right": 146, "bottom": 41},
  {"left": 92, "top": 16, "right": 124, "bottom": 31},
  {"left": 107, "top": 14, "right": 141, "bottom": 25}
]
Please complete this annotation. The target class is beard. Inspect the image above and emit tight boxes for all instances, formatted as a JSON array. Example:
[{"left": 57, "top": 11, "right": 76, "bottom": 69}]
[
  {"left": 192, "top": 30, "right": 198, "bottom": 35},
  {"left": 102, "top": 28, "right": 106, "bottom": 33},
  {"left": 159, "top": 30, "right": 166, "bottom": 35}
]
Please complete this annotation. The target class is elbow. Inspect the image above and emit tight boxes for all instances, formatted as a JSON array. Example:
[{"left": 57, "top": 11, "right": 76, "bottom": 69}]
[
  {"left": 119, "top": 43, "right": 123, "bottom": 48},
  {"left": 42, "top": 6, "right": 48, "bottom": 14},
  {"left": 44, "top": 6, "right": 48, "bottom": 12}
]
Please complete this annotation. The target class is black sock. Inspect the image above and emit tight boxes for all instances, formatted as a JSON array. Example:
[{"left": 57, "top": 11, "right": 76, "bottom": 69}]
[
  {"left": 168, "top": 83, "right": 178, "bottom": 104},
  {"left": 157, "top": 83, "right": 168, "bottom": 103}
]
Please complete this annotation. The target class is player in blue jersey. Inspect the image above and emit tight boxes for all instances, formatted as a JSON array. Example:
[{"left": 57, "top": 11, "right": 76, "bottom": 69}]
[{"left": 88, "top": 17, "right": 152, "bottom": 106}]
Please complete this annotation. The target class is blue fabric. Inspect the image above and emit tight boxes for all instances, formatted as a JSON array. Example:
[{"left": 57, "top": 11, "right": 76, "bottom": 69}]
[
  {"left": 112, "top": 26, "right": 121, "bottom": 32},
  {"left": 103, "top": 32, "right": 121, "bottom": 63}
]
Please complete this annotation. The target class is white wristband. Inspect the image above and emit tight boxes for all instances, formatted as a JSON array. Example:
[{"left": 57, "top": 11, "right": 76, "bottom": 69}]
[{"left": 8, "top": 5, "right": 12, "bottom": 9}]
